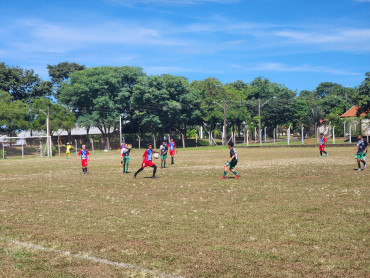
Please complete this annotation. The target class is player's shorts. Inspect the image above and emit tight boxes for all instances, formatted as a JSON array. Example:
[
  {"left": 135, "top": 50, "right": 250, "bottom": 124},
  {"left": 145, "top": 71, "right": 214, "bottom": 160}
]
[
  {"left": 123, "top": 156, "right": 130, "bottom": 163},
  {"left": 142, "top": 160, "right": 155, "bottom": 168},
  {"left": 161, "top": 153, "right": 167, "bottom": 160},
  {"left": 319, "top": 145, "right": 325, "bottom": 151},
  {"left": 169, "top": 150, "right": 175, "bottom": 156},
  {"left": 81, "top": 159, "right": 88, "bottom": 167},
  {"left": 355, "top": 152, "right": 365, "bottom": 160},
  {"left": 225, "top": 159, "right": 237, "bottom": 169}
]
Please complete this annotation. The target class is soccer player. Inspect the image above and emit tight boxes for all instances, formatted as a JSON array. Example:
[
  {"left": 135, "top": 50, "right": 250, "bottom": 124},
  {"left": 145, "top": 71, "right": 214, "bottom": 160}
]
[
  {"left": 221, "top": 142, "right": 239, "bottom": 179},
  {"left": 133, "top": 144, "right": 158, "bottom": 178},
  {"left": 160, "top": 141, "right": 168, "bottom": 168},
  {"left": 119, "top": 141, "right": 125, "bottom": 165},
  {"left": 66, "top": 142, "right": 72, "bottom": 159},
  {"left": 122, "top": 143, "right": 130, "bottom": 173},
  {"left": 168, "top": 138, "right": 176, "bottom": 165},
  {"left": 319, "top": 133, "right": 328, "bottom": 157},
  {"left": 352, "top": 134, "right": 368, "bottom": 171},
  {"left": 78, "top": 145, "right": 90, "bottom": 174}
]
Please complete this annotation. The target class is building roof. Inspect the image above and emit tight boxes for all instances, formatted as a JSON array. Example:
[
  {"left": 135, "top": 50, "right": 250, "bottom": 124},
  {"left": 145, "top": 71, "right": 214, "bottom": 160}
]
[{"left": 340, "top": 105, "right": 368, "bottom": 118}]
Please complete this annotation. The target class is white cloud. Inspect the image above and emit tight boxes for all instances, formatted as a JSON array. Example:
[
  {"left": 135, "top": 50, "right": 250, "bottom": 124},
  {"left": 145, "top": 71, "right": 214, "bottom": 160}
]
[
  {"left": 252, "top": 63, "right": 361, "bottom": 76},
  {"left": 109, "top": 0, "right": 237, "bottom": 5}
]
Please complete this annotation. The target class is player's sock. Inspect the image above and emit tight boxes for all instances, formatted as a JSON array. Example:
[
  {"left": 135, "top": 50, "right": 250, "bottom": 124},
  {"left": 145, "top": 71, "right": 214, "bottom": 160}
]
[
  {"left": 320, "top": 151, "right": 322, "bottom": 156},
  {"left": 134, "top": 168, "right": 143, "bottom": 177},
  {"left": 126, "top": 162, "right": 129, "bottom": 172},
  {"left": 223, "top": 171, "right": 227, "bottom": 177},
  {"left": 358, "top": 163, "right": 361, "bottom": 169},
  {"left": 171, "top": 157, "right": 174, "bottom": 164},
  {"left": 82, "top": 168, "right": 85, "bottom": 173},
  {"left": 233, "top": 171, "right": 238, "bottom": 176},
  {"left": 161, "top": 161, "right": 163, "bottom": 168},
  {"left": 152, "top": 165, "right": 157, "bottom": 177}
]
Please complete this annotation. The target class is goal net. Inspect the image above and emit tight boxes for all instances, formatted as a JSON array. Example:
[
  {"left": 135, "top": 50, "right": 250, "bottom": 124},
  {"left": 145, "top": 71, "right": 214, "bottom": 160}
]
[{"left": 0, "top": 136, "right": 52, "bottom": 159}]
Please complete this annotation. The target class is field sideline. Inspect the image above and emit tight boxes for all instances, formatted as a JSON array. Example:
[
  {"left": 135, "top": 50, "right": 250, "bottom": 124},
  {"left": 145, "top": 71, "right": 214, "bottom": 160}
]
[{"left": 0, "top": 147, "right": 369, "bottom": 277}]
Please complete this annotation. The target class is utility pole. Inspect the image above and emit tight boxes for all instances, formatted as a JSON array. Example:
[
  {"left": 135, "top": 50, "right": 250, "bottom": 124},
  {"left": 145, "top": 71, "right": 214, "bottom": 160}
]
[
  {"left": 223, "top": 100, "right": 226, "bottom": 146},
  {"left": 258, "top": 98, "right": 261, "bottom": 146},
  {"left": 119, "top": 114, "right": 122, "bottom": 143},
  {"left": 47, "top": 106, "right": 50, "bottom": 157}
]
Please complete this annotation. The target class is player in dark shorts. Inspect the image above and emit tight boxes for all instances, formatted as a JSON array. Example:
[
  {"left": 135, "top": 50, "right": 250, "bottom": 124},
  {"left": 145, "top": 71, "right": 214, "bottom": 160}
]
[
  {"left": 352, "top": 134, "right": 368, "bottom": 171},
  {"left": 160, "top": 141, "right": 168, "bottom": 168},
  {"left": 319, "top": 133, "right": 328, "bottom": 157},
  {"left": 134, "top": 144, "right": 158, "bottom": 178},
  {"left": 221, "top": 142, "right": 239, "bottom": 179}
]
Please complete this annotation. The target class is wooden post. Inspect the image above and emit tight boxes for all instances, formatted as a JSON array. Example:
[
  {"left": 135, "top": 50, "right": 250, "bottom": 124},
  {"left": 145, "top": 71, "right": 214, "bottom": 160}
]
[
  {"left": 273, "top": 128, "right": 275, "bottom": 145},
  {"left": 333, "top": 125, "right": 335, "bottom": 144},
  {"left": 58, "top": 134, "right": 61, "bottom": 155},
  {"left": 247, "top": 128, "right": 249, "bottom": 147},
  {"left": 138, "top": 135, "right": 141, "bottom": 150},
  {"left": 22, "top": 143, "right": 24, "bottom": 159},
  {"left": 182, "top": 133, "right": 185, "bottom": 148},
  {"left": 40, "top": 141, "right": 42, "bottom": 157},
  {"left": 2, "top": 143, "right": 4, "bottom": 160},
  {"left": 196, "top": 134, "right": 198, "bottom": 147}
]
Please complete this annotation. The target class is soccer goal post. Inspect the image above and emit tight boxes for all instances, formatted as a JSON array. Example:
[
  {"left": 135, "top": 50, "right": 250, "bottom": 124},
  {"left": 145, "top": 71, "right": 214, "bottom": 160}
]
[{"left": 0, "top": 136, "right": 52, "bottom": 159}]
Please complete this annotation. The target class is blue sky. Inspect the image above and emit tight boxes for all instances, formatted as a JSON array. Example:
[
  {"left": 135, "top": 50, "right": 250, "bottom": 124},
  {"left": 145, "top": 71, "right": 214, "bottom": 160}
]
[{"left": 0, "top": 0, "right": 369, "bottom": 92}]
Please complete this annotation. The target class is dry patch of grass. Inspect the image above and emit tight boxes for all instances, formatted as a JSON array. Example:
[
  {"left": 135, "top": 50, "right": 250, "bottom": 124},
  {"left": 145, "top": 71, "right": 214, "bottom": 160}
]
[{"left": 0, "top": 147, "right": 369, "bottom": 277}]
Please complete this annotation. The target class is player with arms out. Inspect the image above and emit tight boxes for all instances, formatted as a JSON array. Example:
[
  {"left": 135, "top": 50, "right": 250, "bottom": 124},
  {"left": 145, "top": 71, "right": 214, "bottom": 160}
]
[
  {"left": 160, "top": 141, "right": 168, "bottom": 168},
  {"left": 221, "top": 142, "right": 239, "bottom": 179},
  {"left": 319, "top": 133, "right": 328, "bottom": 157},
  {"left": 66, "top": 142, "right": 72, "bottom": 159},
  {"left": 133, "top": 144, "right": 158, "bottom": 178},
  {"left": 352, "top": 134, "right": 368, "bottom": 171},
  {"left": 168, "top": 138, "right": 177, "bottom": 165},
  {"left": 78, "top": 144, "right": 90, "bottom": 174}
]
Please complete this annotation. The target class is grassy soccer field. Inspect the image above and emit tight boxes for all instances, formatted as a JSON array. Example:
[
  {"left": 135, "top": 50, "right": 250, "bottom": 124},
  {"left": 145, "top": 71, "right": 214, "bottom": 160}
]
[{"left": 0, "top": 147, "right": 369, "bottom": 277}]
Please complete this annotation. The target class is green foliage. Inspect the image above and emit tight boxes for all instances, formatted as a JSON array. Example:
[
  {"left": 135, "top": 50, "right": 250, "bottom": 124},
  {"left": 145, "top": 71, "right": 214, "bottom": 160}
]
[
  {"left": 47, "top": 62, "right": 86, "bottom": 85},
  {"left": 29, "top": 98, "right": 76, "bottom": 135},
  {"left": 0, "top": 90, "right": 29, "bottom": 136},
  {"left": 42, "top": 144, "right": 56, "bottom": 156},
  {"left": 353, "top": 72, "right": 370, "bottom": 117},
  {"left": 59, "top": 66, "right": 146, "bottom": 139},
  {"left": 131, "top": 74, "right": 202, "bottom": 135},
  {"left": 0, "top": 62, "right": 51, "bottom": 101},
  {"left": 0, "top": 149, "right": 6, "bottom": 158}
]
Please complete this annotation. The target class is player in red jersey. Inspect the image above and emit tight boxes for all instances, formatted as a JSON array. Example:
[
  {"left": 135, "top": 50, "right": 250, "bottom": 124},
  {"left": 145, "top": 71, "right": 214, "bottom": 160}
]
[
  {"left": 133, "top": 144, "right": 158, "bottom": 178},
  {"left": 168, "top": 138, "right": 177, "bottom": 165},
  {"left": 319, "top": 133, "right": 328, "bottom": 157},
  {"left": 78, "top": 145, "right": 90, "bottom": 174}
]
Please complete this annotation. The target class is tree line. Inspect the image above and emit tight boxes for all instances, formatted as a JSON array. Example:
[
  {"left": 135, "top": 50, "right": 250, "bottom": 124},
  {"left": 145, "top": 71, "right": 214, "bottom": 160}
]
[{"left": 0, "top": 61, "right": 369, "bottom": 142}]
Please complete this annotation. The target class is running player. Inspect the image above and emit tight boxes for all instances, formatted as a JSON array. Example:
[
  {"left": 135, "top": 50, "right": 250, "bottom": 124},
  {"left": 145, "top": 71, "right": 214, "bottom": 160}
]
[
  {"left": 168, "top": 138, "right": 176, "bottom": 164},
  {"left": 319, "top": 133, "right": 328, "bottom": 157},
  {"left": 78, "top": 145, "right": 90, "bottom": 174},
  {"left": 160, "top": 141, "right": 168, "bottom": 168},
  {"left": 221, "top": 142, "right": 239, "bottom": 179},
  {"left": 66, "top": 142, "right": 72, "bottom": 159},
  {"left": 122, "top": 143, "right": 130, "bottom": 173},
  {"left": 352, "top": 134, "right": 368, "bottom": 171},
  {"left": 119, "top": 141, "right": 125, "bottom": 165},
  {"left": 133, "top": 144, "right": 158, "bottom": 178}
]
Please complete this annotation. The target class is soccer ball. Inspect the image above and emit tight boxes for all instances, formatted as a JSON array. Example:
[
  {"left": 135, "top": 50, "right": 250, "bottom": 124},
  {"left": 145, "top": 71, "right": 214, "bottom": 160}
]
[{"left": 154, "top": 153, "right": 159, "bottom": 159}]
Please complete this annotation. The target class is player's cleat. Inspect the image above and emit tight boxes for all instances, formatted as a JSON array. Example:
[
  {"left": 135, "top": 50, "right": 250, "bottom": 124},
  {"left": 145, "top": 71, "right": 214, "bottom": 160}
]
[
  {"left": 326, "top": 153, "right": 329, "bottom": 157},
  {"left": 357, "top": 168, "right": 362, "bottom": 171},
  {"left": 319, "top": 156, "right": 322, "bottom": 158},
  {"left": 152, "top": 175, "right": 157, "bottom": 179},
  {"left": 364, "top": 163, "right": 367, "bottom": 169},
  {"left": 133, "top": 175, "right": 137, "bottom": 178},
  {"left": 220, "top": 176, "right": 226, "bottom": 179},
  {"left": 235, "top": 175, "right": 239, "bottom": 179}
]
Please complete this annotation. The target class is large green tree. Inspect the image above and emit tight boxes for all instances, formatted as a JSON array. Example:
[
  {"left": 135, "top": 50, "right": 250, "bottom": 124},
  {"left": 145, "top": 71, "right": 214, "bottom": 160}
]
[
  {"left": 59, "top": 66, "right": 145, "bottom": 141},
  {"left": 131, "top": 74, "right": 202, "bottom": 138},
  {"left": 0, "top": 62, "right": 52, "bottom": 101},
  {"left": 353, "top": 72, "right": 370, "bottom": 117},
  {"left": 0, "top": 91, "right": 28, "bottom": 136}
]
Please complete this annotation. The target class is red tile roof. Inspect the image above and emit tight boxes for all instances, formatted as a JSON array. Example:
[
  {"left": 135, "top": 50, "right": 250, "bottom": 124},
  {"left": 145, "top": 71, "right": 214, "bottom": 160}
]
[{"left": 341, "top": 105, "right": 368, "bottom": 118}]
